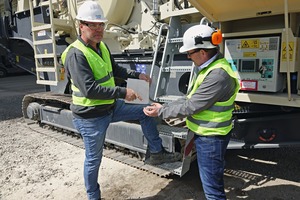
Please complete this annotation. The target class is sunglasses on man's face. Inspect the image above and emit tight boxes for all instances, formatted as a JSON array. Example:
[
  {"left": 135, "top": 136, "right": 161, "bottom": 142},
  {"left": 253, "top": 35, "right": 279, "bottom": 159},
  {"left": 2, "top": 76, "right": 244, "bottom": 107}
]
[
  {"left": 187, "top": 49, "right": 201, "bottom": 56},
  {"left": 83, "top": 22, "right": 106, "bottom": 30}
]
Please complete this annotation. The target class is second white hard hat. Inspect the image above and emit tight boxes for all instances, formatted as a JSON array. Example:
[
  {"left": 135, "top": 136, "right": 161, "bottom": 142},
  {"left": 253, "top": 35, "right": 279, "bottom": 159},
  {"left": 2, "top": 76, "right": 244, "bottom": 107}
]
[
  {"left": 76, "top": 1, "right": 108, "bottom": 23},
  {"left": 179, "top": 25, "right": 218, "bottom": 53}
]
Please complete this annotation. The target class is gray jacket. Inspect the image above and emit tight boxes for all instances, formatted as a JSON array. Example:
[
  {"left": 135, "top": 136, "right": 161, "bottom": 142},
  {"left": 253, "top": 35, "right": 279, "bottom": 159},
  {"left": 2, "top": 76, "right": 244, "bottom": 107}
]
[{"left": 159, "top": 53, "right": 237, "bottom": 119}]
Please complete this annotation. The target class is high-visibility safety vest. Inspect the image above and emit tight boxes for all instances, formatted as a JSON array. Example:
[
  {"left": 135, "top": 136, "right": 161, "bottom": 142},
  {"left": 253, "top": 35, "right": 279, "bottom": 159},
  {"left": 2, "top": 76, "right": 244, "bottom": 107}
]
[
  {"left": 61, "top": 40, "right": 115, "bottom": 106},
  {"left": 186, "top": 58, "right": 240, "bottom": 136}
]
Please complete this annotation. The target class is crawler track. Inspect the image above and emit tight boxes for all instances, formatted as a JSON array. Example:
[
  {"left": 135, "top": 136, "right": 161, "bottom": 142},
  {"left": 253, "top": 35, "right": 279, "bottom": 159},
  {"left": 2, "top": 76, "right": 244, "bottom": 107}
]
[
  {"left": 26, "top": 122, "right": 173, "bottom": 177},
  {"left": 23, "top": 92, "right": 175, "bottom": 177}
]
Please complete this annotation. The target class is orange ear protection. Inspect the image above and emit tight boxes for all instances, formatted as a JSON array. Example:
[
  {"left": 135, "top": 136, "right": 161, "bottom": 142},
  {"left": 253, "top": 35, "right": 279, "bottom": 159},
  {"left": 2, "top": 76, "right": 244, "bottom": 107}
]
[
  {"left": 194, "top": 29, "right": 223, "bottom": 46},
  {"left": 211, "top": 29, "right": 223, "bottom": 45}
]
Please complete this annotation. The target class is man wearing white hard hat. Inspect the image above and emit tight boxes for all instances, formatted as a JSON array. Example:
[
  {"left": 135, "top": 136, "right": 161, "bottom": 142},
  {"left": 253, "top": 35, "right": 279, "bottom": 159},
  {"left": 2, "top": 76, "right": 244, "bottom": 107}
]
[
  {"left": 144, "top": 20, "right": 240, "bottom": 199},
  {"left": 61, "top": 1, "right": 181, "bottom": 200}
]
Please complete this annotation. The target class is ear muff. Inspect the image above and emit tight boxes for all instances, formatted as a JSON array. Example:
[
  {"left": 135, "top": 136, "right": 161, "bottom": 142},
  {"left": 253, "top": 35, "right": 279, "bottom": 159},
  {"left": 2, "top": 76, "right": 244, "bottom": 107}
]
[
  {"left": 211, "top": 29, "right": 222, "bottom": 45},
  {"left": 194, "top": 29, "right": 223, "bottom": 46}
]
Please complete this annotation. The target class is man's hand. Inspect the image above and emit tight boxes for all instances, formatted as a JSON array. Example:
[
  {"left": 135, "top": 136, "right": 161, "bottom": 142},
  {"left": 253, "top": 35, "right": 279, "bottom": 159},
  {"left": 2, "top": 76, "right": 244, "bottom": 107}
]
[
  {"left": 143, "top": 103, "right": 162, "bottom": 117},
  {"left": 139, "top": 73, "right": 152, "bottom": 84},
  {"left": 125, "top": 88, "right": 142, "bottom": 101}
]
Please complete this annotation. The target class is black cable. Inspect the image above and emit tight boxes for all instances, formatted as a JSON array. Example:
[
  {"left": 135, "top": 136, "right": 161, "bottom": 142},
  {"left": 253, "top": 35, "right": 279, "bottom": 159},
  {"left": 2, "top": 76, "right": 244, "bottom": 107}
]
[{"left": 107, "top": 23, "right": 137, "bottom": 34}]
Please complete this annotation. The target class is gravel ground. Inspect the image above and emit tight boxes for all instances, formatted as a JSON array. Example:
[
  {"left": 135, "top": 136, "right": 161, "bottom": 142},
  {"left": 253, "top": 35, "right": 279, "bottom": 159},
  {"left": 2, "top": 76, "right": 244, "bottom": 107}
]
[{"left": 0, "top": 74, "right": 300, "bottom": 200}]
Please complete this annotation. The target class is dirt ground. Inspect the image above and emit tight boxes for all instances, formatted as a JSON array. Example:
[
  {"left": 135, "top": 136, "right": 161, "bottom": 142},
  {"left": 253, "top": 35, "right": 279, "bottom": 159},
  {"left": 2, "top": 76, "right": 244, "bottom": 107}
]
[{"left": 1, "top": 75, "right": 300, "bottom": 200}]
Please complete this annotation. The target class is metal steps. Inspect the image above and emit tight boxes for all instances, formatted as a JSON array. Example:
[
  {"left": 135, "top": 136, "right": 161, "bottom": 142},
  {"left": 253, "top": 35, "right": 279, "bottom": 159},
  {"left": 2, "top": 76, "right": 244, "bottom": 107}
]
[
  {"left": 29, "top": 0, "right": 74, "bottom": 86},
  {"left": 151, "top": 16, "right": 194, "bottom": 102}
]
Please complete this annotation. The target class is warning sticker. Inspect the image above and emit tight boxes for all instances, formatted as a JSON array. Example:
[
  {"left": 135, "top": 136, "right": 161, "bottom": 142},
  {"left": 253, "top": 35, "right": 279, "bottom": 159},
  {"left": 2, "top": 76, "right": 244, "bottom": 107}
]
[
  {"left": 281, "top": 42, "right": 294, "bottom": 61},
  {"left": 240, "top": 80, "right": 257, "bottom": 91},
  {"left": 241, "top": 39, "right": 260, "bottom": 49},
  {"left": 243, "top": 52, "right": 257, "bottom": 57}
]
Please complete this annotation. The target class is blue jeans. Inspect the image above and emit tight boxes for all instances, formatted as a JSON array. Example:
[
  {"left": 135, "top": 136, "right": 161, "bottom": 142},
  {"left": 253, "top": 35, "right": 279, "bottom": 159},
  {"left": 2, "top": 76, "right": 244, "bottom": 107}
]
[
  {"left": 194, "top": 132, "right": 231, "bottom": 200},
  {"left": 73, "top": 99, "right": 163, "bottom": 200}
]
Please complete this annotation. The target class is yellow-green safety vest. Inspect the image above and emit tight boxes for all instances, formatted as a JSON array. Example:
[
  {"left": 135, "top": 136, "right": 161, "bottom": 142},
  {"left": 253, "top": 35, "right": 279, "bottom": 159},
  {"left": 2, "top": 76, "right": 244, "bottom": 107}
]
[
  {"left": 186, "top": 58, "right": 240, "bottom": 136},
  {"left": 61, "top": 40, "right": 115, "bottom": 106}
]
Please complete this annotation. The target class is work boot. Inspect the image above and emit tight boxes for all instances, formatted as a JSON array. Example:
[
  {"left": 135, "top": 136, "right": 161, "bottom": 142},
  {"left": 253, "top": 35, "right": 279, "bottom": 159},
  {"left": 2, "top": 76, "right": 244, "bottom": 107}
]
[{"left": 145, "top": 149, "right": 181, "bottom": 165}]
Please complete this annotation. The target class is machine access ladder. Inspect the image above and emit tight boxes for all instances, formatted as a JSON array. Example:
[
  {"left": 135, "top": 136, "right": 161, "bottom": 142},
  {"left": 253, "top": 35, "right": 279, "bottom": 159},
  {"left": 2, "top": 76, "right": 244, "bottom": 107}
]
[
  {"left": 29, "top": 0, "right": 75, "bottom": 86},
  {"left": 148, "top": 16, "right": 197, "bottom": 176},
  {"left": 151, "top": 16, "right": 195, "bottom": 103}
]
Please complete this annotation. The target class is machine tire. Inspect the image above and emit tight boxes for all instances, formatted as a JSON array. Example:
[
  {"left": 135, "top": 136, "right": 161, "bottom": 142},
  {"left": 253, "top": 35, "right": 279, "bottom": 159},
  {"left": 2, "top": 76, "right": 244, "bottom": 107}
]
[{"left": 0, "top": 66, "right": 8, "bottom": 78}]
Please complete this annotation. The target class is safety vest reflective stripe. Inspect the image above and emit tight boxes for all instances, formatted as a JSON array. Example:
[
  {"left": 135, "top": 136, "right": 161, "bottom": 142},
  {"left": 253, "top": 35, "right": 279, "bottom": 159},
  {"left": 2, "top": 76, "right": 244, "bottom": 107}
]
[
  {"left": 187, "top": 116, "right": 233, "bottom": 128},
  {"left": 209, "top": 104, "right": 234, "bottom": 112},
  {"left": 72, "top": 71, "right": 113, "bottom": 97},
  {"left": 95, "top": 71, "right": 113, "bottom": 84}
]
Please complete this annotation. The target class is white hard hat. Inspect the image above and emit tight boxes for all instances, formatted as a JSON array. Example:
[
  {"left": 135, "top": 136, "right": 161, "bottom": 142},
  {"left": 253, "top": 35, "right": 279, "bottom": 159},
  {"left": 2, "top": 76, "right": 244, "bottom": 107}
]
[
  {"left": 179, "top": 25, "right": 220, "bottom": 53},
  {"left": 76, "top": 1, "right": 108, "bottom": 23}
]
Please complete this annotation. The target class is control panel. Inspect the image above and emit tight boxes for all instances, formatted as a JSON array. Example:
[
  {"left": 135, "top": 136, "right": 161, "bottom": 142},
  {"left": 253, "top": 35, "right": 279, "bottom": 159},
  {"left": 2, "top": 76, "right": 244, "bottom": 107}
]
[{"left": 224, "top": 36, "right": 283, "bottom": 92}]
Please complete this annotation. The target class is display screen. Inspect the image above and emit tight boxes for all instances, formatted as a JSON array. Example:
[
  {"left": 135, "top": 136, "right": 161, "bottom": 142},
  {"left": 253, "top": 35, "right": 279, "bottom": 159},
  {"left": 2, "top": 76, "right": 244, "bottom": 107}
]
[{"left": 240, "top": 59, "right": 259, "bottom": 72}]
